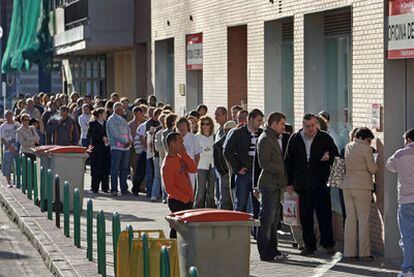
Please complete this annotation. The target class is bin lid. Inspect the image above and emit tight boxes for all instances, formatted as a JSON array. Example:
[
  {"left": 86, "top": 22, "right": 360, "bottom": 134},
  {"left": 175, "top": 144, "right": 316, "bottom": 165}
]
[
  {"left": 168, "top": 209, "right": 252, "bottom": 223},
  {"left": 45, "top": 146, "right": 87, "bottom": 154},
  {"left": 33, "top": 145, "right": 60, "bottom": 154}
]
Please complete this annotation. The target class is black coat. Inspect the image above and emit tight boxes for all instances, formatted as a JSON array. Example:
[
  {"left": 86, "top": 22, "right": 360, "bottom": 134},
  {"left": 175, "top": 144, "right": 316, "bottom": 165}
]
[
  {"left": 285, "top": 129, "right": 338, "bottom": 192},
  {"left": 213, "top": 135, "right": 229, "bottom": 175},
  {"left": 87, "top": 120, "right": 110, "bottom": 154},
  {"left": 224, "top": 125, "right": 263, "bottom": 176}
]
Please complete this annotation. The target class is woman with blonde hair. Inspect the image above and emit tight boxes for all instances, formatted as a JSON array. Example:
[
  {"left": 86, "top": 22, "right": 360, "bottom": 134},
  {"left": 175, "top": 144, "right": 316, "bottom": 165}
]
[{"left": 195, "top": 115, "right": 216, "bottom": 208}]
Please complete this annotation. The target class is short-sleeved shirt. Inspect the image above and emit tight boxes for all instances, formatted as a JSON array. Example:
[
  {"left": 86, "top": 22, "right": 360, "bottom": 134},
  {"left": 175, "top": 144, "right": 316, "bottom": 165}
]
[{"left": 0, "top": 122, "right": 20, "bottom": 152}]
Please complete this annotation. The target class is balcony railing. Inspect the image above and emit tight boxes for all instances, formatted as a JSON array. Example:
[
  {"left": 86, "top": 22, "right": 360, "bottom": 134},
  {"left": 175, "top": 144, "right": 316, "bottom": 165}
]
[{"left": 64, "top": 0, "right": 88, "bottom": 30}]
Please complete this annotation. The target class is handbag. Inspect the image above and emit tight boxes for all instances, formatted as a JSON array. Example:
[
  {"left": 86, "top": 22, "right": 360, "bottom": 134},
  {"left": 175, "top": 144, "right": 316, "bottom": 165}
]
[{"left": 328, "top": 157, "right": 346, "bottom": 188}]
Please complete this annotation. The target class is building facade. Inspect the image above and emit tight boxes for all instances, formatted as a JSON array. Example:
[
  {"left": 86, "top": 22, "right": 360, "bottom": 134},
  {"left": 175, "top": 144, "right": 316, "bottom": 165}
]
[
  {"left": 52, "top": 0, "right": 151, "bottom": 100},
  {"left": 152, "top": 0, "right": 414, "bottom": 261}
]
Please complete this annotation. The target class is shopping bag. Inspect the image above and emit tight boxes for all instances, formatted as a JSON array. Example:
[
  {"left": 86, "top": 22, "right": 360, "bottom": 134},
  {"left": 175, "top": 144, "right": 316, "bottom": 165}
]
[
  {"left": 327, "top": 157, "right": 346, "bottom": 188},
  {"left": 282, "top": 191, "right": 300, "bottom": 226}
]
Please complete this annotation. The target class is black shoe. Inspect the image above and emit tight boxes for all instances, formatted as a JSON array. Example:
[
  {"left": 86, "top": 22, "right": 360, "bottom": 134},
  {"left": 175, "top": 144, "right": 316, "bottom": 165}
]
[
  {"left": 260, "top": 256, "right": 275, "bottom": 262},
  {"left": 121, "top": 190, "right": 132, "bottom": 195},
  {"left": 325, "top": 246, "right": 336, "bottom": 255},
  {"left": 275, "top": 250, "right": 288, "bottom": 260},
  {"left": 292, "top": 242, "right": 298, "bottom": 248},
  {"left": 102, "top": 189, "right": 109, "bottom": 193},
  {"left": 133, "top": 192, "right": 139, "bottom": 197},
  {"left": 300, "top": 247, "right": 316, "bottom": 256}
]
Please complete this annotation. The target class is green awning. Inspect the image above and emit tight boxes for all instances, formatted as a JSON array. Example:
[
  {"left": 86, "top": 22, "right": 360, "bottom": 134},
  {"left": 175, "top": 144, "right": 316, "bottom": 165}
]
[{"left": 1, "top": 0, "right": 53, "bottom": 74}]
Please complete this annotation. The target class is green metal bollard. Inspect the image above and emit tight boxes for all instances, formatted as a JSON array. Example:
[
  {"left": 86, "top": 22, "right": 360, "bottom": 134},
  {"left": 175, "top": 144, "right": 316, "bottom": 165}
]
[
  {"left": 12, "top": 158, "right": 15, "bottom": 186},
  {"left": 27, "top": 158, "right": 32, "bottom": 200},
  {"left": 63, "top": 182, "right": 70, "bottom": 238},
  {"left": 97, "top": 210, "right": 106, "bottom": 276},
  {"left": 33, "top": 161, "right": 38, "bottom": 205},
  {"left": 159, "top": 246, "right": 170, "bottom": 277},
  {"left": 188, "top": 267, "right": 198, "bottom": 277},
  {"left": 47, "top": 169, "right": 53, "bottom": 220},
  {"left": 86, "top": 199, "right": 93, "bottom": 261},
  {"left": 126, "top": 225, "right": 133, "bottom": 255},
  {"left": 40, "top": 166, "right": 45, "bottom": 212},
  {"left": 22, "top": 154, "right": 26, "bottom": 194},
  {"left": 142, "top": 233, "right": 150, "bottom": 277},
  {"left": 15, "top": 156, "right": 21, "bottom": 189},
  {"left": 74, "top": 188, "right": 81, "bottom": 248},
  {"left": 112, "top": 212, "right": 121, "bottom": 275}
]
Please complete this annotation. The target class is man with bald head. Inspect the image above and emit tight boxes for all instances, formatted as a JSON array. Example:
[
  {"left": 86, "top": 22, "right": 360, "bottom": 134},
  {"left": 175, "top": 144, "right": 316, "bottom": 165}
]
[{"left": 107, "top": 102, "right": 133, "bottom": 196}]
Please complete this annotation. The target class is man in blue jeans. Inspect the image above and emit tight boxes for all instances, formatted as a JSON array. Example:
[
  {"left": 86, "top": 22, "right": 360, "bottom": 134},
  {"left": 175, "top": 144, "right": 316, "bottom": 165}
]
[
  {"left": 387, "top": 129, "right": 414, "bottom": 277},
  {"left": 106, "top": 102, "right": 133, "bottom": 196},
  {"left": 224, "top": 109, "right": 264, "bottom": 212}
]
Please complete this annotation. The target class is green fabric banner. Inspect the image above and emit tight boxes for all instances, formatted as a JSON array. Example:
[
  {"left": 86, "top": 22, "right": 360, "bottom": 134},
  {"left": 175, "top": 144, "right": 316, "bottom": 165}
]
[{"left": 1, "top": 0, "right": 53, "bottom": 74}]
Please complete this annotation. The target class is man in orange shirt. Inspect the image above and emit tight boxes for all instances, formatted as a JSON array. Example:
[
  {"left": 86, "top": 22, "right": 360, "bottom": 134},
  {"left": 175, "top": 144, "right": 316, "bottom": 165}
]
[{"left": 162, "top": 132, "right": 197, "bottom": 238}]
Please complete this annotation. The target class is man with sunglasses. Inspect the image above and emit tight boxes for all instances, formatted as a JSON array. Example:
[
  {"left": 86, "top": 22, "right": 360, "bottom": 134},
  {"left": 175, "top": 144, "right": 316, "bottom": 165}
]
[{"left": 285, "top": 113, "right": 338, "bottom": 256}]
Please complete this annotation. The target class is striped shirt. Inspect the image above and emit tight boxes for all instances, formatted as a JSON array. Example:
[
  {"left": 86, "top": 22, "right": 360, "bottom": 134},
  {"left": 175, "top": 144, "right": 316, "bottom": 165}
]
[{"left": 248, "top": 129, "right": 258, "bottom": 157}]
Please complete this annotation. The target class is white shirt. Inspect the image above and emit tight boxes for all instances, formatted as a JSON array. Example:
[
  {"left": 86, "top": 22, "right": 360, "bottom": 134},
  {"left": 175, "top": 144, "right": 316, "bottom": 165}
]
[
  {"left": 133, "top": 122, "right": 147, "bottom": 154},
  {"left": 196, "top": 134, "right": 215, "bottom": 170},
  {"left": 183, "top": 132, "right": 203, "bottom": 161},
  {"left": 78, "top": 113, "right": 91, "bottom": 139},
  {"left": 0, "top": 122, "right": 20, "bottom": 152}
]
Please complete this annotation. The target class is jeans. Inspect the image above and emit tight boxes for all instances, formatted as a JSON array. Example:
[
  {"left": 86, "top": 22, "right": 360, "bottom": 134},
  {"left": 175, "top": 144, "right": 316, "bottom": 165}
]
[
  {"left": 2, "top": 151, "right": 17, "bottom": 178},
  {"left": 110, "top": 149, "right": 130, "bottom": 193},
  {"left": 81, "top": 138, "right": 90, "bottom": 147},
  {"left": 151, "top": 157, "right": 161, "bottom": 199},
  {"left": 146, "top": 158, "right": 154, "bottom": 197},
  {"left": 195, "top": 166, "right": 216, "bottom": 208},
  {"left": 216, "top": 170, "right": 233, "bottom": 210},
  {"left": 398, "top": 203, "right": 414, "bottom": 273},
  {"left": 235, "top": 172, "right": 253, "bottom": 212},
  {"left": 132, "top": 152, "right": 146, "bottom": 194},
  {"left": 257, "top": 187, "right": 282, "bottom": 259},
  {"left": 298, "top": 186, "right": 335, "bottom": 249}
]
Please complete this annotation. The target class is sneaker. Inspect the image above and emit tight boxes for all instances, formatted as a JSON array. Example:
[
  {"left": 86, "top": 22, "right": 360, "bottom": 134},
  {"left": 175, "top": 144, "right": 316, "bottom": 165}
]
[
  {"left": 150, "top": 197, "right": 157, "bottom": 202},
  {"left": 325, "top": 246, "right": 336, "bottom": 255},
  {"left": 162, "top": 199, "right": 167, "bottom": 204},
  {"left": 7, "top": 184, "right": 13, "bottom": 188},
  {"left": 300, "top": 247, "right": 316, "bottom": 256},
  {"left": 111, "top": 191, "right": 118, "bottom": 196},
  {"left": 133, "top": 192, "right": 139, "bottom": 197},
  {"left": 275, "top": 250, "right": 288, "bottom": 260}
]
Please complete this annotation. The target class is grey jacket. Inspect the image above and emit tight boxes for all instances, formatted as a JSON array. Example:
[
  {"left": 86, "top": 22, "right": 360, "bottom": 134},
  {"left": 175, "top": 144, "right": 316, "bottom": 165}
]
[{"left": 256, "top": 127, "right": 287, "bottom": 190}]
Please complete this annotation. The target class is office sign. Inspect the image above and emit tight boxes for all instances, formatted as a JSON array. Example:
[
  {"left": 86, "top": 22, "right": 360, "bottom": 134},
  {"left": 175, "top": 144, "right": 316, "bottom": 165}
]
[
  {"left": 187, "top": 33, "right": 203, "bottom": 70},
  {"left": 388, "top": 0, "right": 414, "bottom": 59}
]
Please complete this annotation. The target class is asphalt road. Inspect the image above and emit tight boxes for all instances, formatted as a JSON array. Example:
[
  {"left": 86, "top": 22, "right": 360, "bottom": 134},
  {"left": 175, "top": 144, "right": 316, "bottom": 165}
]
[{"left": 0, "top": 205, "right": 51, "bottom": 277}]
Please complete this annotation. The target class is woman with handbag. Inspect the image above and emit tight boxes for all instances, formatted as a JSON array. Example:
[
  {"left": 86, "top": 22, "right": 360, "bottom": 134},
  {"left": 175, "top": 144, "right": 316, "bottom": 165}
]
[
  {"left": 342, "top": 127, "right": 378, "bottom": 261},
  {"left": 17, "top": 113, "right": 40, "bottom": 162}
]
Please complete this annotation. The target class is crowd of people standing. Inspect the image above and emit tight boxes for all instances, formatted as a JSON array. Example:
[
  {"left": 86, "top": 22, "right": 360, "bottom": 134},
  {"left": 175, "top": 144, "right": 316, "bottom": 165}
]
[{"left": 0, "top": 91, "right": 413, "bottom": 276}]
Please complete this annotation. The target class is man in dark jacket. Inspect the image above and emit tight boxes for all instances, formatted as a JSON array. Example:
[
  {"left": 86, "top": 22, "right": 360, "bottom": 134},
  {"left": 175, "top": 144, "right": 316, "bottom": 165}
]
[
  {"left": 224, "top": 109, "right": 264, "bottom": 212},
  {"left": 50, "top": 106, "right": 79, "bottom": 146},
  {"left": 285, "top": 113, "right": 339, "bottom": 256},
  {"left": 255, "top": 112, "right": 290, "bottom": 261}
]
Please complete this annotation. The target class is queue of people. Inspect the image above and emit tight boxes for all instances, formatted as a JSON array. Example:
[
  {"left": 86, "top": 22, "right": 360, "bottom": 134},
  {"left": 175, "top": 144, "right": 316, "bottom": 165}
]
[{"left": 0, "top": 91, "right": 413, "bottom": 276}]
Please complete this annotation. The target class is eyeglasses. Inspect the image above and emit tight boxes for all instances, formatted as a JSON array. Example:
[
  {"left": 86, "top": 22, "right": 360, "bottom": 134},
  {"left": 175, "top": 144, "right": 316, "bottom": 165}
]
[{"left": 201, "top": 122, "right": 210, "bottom": 126}]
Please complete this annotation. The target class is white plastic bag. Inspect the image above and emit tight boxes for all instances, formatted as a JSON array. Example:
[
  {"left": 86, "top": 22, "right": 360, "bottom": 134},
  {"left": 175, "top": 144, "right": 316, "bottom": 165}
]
[{"left": 282, "top": 191, "right": 300, "bottom": 226}]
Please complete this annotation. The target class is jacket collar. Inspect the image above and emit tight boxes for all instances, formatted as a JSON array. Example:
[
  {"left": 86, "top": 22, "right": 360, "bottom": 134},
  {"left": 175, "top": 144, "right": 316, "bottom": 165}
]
[{"left": 264, "top": 126, "right": 279, "bottom": 139}]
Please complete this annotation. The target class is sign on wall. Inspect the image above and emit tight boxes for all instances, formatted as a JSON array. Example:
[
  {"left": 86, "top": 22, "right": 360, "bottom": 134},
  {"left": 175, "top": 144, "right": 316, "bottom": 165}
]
[
  {"left": 388, "top": 0, "right": 414, "bottom": 59},
  {"left": 186, "top": 33, "right": 203, "bottom": 70}
]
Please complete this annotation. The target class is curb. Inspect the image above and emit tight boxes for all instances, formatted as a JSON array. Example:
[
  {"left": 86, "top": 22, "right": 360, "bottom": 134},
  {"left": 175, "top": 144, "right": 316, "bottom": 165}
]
[{"left": 0, "top": 183, "right": 99, "bottom": 277}]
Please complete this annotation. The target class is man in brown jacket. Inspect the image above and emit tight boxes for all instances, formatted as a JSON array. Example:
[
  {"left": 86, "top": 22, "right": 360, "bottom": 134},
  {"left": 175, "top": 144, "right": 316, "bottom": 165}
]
[{"left": 255, "top": 112, "right": 292, "bottom": 261}]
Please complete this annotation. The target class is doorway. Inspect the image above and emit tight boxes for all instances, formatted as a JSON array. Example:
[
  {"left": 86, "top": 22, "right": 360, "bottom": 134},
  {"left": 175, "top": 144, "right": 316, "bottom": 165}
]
[
  {"left": 155, "top": 38, "right": 175, "bottom": 107},
  {"left": 228, "top": 25, "right": 247, "bottom": 111}
]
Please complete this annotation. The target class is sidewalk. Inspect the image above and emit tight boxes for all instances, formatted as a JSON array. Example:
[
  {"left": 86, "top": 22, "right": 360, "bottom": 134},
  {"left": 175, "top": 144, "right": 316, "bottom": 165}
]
[{"left": 0, "top": 168, "right": 401, "bottom": 277}]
